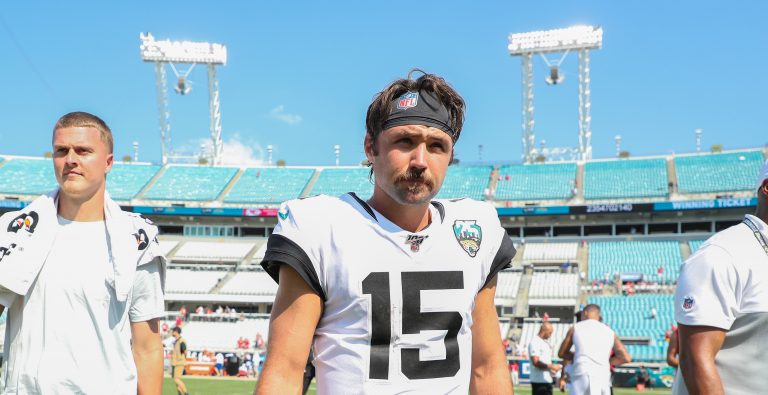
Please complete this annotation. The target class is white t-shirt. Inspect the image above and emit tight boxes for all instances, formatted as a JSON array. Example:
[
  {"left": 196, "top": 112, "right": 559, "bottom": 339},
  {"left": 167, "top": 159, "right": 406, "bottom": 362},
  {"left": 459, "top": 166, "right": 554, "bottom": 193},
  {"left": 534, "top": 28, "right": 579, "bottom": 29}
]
[
  {"left": 528, "top": 335, "right": 553, "bottom": 383},
  {"left": 0, "top": 217, "right": 164, "bottom": 395},
  {"left": 571, "top": 319, "right": 614, "bottom": 378},
  {"left": 262, "top": 193, "right": 516, "bottom": 395},
  {"left": 673, "top": 214, "right": 768, "bottom": 395}
]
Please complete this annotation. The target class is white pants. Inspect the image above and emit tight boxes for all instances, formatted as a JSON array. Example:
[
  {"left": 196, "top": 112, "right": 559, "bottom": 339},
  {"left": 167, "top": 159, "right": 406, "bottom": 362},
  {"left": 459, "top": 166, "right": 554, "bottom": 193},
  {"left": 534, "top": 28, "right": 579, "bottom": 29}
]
[{"left": 570, "top": 373, "right": 611, "bottom": 395}]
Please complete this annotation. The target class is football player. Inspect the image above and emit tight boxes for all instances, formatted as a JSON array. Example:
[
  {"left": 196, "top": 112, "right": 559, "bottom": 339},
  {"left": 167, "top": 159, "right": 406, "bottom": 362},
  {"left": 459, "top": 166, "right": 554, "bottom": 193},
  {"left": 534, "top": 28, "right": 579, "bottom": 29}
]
[{"left": 256, "top": 71, "right": 516, "bottom": 394}]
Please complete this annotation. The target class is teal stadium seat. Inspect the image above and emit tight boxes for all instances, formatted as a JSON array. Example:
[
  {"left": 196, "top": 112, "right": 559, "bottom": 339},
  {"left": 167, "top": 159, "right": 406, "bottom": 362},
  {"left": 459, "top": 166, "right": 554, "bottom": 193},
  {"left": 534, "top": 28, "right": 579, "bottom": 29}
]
[
  {"left": 588, "top": 241, "right": 682, "bottom": 281},
  {"left": 494, "top": 163, "right": 576, "bottom": 200},
  {"left": 584, "top": 158, "right": 668, "bottom": 199},
  {"left": 224, "top": 168, "right": 314, "bottom": 204},
  {"left": 589, "top": 294, "right": 674, "bottom": 362},
  {"left": 675, "top": 151, "right": 764, "bottom": 194},
  {"left": 144, "top": 166, "right": 238, "bottom": 201},
  {"left": 106, "top": 163, "right": 161, "bottom": 200},
  {"left": 435, "top": 166, "right": 492, "bottom": 200},
  {"left": 688, "top": 240, "right": 706, "bottom": 254},
  {"left": 309, "top": 167, "right": 374, "bottom": 198},
  {"left": 0, "top": 158, "right": 57, "bottom": 195}
]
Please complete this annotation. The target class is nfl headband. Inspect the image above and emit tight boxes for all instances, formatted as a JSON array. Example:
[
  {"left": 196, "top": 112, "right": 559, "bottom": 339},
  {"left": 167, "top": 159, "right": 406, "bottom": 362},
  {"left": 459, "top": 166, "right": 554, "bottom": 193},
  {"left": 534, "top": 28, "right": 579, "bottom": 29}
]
[{"left": 382, "top": 89, "right": 456, "bottom": 140}]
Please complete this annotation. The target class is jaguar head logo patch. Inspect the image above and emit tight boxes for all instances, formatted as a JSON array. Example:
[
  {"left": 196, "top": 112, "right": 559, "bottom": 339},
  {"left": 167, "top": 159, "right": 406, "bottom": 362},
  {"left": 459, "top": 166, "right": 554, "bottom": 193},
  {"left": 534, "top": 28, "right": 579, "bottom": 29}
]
[{"left": 453, "top": 220, "right": 482, "bottom": 257}]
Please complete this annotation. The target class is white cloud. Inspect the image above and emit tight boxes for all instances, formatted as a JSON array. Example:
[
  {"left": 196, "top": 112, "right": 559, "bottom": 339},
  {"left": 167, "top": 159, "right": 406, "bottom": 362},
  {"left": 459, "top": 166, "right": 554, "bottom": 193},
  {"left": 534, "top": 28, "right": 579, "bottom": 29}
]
[
  {"left": 198, "top": 134, "right": 266, "bottom": 166},
  {"left": 270, "top": 105, "right": 303, "bottom": 125}
]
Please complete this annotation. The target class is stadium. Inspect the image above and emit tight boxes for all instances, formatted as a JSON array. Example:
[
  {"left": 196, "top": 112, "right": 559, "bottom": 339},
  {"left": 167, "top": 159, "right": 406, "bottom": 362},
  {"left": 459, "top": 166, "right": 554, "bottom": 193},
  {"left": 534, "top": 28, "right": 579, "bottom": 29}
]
[
  {"left": 0, "top": 8, "right": 766, "bottom": 394},
  {"left": 0, "top": 144, "right": 764, "bottom": 393}
]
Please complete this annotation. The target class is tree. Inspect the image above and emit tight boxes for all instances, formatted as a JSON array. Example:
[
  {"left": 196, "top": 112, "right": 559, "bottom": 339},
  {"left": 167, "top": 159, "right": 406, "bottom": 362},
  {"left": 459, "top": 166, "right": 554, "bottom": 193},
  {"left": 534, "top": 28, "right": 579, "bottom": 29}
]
[
  {"left": 619, "top": 150, "right": 631, "bottom": 158},
  {"left": 451, "top": 158, "right": 461, "bottom": 165},
  {"left": 122, "top": 155, "right": 132, "bottom": 162},
  {"left": 711, "top": 144, "right": 723, "bottom": 153},
  {"left": 43, "top": 151, "right": 52, "bottom": 158},
  {"left": 534, "top": 154, "right": 546, "bottom": 163},
  {"left": 198, "top": 158, "right": 209, "bottom": 165},
  {"left": 276, "top": 159, "right": 286, "bottom": 167}
]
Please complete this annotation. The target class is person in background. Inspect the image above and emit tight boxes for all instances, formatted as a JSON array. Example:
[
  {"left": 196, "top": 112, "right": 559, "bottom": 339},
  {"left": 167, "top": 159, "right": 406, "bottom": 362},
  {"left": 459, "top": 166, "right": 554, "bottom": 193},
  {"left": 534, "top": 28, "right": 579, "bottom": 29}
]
[{"left": 171, "top": 327, "right": 189, "bottom": 395}]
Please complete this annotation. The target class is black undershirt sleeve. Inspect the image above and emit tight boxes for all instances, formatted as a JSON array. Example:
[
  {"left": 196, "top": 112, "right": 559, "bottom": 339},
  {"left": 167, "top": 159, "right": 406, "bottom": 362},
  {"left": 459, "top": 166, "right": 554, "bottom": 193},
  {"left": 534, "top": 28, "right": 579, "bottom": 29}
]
[
  {"left": 261, "top": 234, "right": 327, "bottom": 301},
  {"left": 180, "top": 341, "right": 187, "bottom": 354},
  {"left": 482, "top": 235, "right": 517, "bottom": 289}
]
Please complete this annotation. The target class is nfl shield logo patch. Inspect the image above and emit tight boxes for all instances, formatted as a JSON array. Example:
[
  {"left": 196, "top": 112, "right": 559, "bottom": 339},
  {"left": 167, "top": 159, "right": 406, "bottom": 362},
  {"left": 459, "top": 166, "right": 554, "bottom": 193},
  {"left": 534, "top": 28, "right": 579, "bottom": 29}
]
[
  {"left": 397, "top": 91, "right": 419, "bottom": 109},
  {"left": 682, "top": 296, "right": 694, "bottom": 310},
  {"left": 453, "top": 220, "right": 482, "bottom": 257}
]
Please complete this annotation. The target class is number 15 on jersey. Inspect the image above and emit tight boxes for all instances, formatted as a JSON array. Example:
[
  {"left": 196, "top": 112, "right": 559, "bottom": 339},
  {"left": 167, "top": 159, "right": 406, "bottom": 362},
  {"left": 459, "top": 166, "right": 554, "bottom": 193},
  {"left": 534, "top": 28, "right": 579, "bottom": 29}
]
[{"left": 362, "top": 271, "right": 465, "bottom": 380}]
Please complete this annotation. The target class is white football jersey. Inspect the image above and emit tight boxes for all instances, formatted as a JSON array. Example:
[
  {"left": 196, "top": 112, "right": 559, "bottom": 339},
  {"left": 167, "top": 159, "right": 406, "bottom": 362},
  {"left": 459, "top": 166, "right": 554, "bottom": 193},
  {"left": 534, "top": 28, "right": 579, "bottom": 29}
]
[{"left": 262, "top": 193, "right": 516, "bottom": 395}]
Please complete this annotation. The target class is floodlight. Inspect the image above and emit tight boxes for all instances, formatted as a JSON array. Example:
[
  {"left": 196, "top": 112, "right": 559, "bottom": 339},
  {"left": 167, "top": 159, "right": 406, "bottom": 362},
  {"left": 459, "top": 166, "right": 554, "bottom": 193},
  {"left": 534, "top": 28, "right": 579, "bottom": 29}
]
[
  {"left": 140, "top": 32, "right": 227, "bottom": 65},
  {"left": 545, "top": 66, "right": 564, "bottom": 85},
  {"left": 508, "top": 25, "right": 603, "bottom": 55}
]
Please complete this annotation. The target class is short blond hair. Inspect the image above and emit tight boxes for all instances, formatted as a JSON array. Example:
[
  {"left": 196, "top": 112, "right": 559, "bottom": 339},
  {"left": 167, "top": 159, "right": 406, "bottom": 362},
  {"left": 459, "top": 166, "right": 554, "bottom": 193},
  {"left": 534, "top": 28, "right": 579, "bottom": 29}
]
[{"left": 53, "top": 111, "right": 113, "bottom": 153}]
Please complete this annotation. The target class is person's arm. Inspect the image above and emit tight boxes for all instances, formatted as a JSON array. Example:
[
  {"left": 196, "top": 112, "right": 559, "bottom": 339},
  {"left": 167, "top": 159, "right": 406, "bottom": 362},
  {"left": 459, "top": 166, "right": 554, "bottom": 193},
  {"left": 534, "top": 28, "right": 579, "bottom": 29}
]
[
  {"left": 255, "top": 265, "right": 322, "bottom": 395},
  {"left": 557, "top": 327, "right": 574, "bottom": 360},
  {"left": 469, "top": 276, "right": 513, "bottom": 395},
  {"left": 666, "top": 330, "right": 679, "bottom": 367},
  {"left": 678, "top": 323, "right": 726, "bottom": 395},
  {"left": 131, "top": 319, "right": 163, "bottom": 395},
  {"left": 609, "top": 334, "right": 631, "bottom": 366}
]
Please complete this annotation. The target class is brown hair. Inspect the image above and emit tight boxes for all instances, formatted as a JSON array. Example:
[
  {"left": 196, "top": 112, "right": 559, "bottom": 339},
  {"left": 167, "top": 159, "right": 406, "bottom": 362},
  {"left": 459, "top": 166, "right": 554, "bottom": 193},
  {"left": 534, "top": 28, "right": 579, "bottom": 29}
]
[
  {"left": 365, "top": 69, "right": 465, "bottom": 154},
  {"left": 53, "top": 112, "right": 113, "bottom": 153}
]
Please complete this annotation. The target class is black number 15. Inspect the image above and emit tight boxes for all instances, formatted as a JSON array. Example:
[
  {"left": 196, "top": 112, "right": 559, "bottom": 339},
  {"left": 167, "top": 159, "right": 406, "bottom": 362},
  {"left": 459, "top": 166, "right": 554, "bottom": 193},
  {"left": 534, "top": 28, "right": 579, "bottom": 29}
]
[{"left": 362, "top": 271, "right": 464, "bottom": 380}]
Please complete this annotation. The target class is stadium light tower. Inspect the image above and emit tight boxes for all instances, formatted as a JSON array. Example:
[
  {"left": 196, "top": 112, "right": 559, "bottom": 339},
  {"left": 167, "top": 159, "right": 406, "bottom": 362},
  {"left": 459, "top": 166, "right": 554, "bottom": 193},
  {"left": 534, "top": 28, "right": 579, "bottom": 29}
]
[
  {"left": 695, "top": 128, "right": 703, "bottom": 152},
  {"left": 508, "top": 25, "right": 603, "bottom": 163},
  {"left": 140, "top": 33, "right": 227, "bottom": 165}
]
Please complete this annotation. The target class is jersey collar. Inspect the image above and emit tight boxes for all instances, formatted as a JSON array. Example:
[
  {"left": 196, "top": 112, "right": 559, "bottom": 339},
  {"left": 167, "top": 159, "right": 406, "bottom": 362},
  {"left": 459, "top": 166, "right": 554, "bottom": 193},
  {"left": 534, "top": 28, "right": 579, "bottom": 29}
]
[{"left": 745, "top": 214, "right": 768, "bottom": 236}]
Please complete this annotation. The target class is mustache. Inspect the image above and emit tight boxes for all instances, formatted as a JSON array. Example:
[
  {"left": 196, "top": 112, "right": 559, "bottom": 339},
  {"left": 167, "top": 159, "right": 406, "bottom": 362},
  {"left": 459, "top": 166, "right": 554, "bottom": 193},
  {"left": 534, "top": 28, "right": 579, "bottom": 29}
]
[{"left": 395, "top": 169, "right": 434, "bottom": 187}]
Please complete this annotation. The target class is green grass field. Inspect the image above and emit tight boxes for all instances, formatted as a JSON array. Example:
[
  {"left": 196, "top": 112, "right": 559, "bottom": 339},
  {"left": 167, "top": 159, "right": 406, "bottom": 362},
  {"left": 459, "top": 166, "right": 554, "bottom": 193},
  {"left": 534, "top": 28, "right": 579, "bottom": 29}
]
[{"left": 162, "top": 377, "right": 672, "bottom": 395}]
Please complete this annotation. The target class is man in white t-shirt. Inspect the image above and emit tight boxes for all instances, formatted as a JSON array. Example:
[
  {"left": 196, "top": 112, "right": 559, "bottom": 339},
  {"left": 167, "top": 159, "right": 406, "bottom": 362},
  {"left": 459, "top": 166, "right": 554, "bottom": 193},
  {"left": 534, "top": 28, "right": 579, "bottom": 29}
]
[
  {"left": 528, "top": 322, "right": 562, "bottom": 395},
  {"left": 0, "top": 112, "right": 166, "bottom": 394},
  {"left": 674, "top": 160, "right": 768, "bottom": 395},
  {"left": 558, "top": 305, "right": 631, "bottom": 395}
]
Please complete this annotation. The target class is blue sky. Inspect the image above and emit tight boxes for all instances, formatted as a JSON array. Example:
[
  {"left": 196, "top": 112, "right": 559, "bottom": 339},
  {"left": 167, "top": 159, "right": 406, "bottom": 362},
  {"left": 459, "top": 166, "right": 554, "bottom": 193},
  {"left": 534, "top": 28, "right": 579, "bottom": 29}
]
[{"left": 0, "top": 1, "right": 764, "bottom": 166}]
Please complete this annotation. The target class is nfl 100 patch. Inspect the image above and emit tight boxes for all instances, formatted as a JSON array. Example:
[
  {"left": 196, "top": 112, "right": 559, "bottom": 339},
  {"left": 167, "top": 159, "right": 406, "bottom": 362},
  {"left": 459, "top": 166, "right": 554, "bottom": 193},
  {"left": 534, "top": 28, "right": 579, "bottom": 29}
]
[
  {"left": 397, "top": 91, "right": 418, "bottom": 110},
  {"left": 453, "top": 220, "right": 482, "bottom": 257}
]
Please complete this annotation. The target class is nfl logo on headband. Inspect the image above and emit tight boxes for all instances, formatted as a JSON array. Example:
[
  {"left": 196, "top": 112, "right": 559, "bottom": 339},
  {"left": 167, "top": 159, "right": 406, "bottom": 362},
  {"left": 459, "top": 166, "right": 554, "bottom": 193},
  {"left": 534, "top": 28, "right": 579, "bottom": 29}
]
[{"left": 397, "top": 91, "right": 418, "bottom": 110}]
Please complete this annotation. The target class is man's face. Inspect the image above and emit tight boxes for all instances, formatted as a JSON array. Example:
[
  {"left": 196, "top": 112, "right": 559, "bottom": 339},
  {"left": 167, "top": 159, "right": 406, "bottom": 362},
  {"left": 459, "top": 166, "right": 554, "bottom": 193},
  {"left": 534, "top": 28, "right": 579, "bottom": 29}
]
[
  {"left": 365, "top": 124, "right": 453, "bottom": 206},
  {"left": 541, "top": 326, "right": 553, "bottom": 339},
  {"left": 53, "top": 126, "right": 113, "bottom": 200}
]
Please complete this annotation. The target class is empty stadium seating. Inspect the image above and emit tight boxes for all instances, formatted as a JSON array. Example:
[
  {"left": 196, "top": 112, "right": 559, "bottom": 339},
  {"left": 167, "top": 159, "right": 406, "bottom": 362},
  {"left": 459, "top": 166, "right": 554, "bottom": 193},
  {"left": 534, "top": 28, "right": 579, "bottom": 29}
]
[
  {"left": 522, "top": 242, "right": 578, "bottom": 263},
  {"left": 675, "top": 151, "right": 764, "bottom": 194},
  {"left": 220, "top": 270, "right": 277, "bottom": 295},
  {"left": 224, "top": 167, "right": 314, "bottom": 204},
  {"left": 688, "top": 240, "right": 706, "bottom": 254},
  {"left": 528, "top": 273, "right": 578, "bottom": 304},
  {"left": 143, "top": 165, "right": 238, "bottom": 201},
  {"left": 435, "top": 166, "right": 492, "bottom": 200},
  {"left": 589, "top": 294, "right": 674, "bottom": 362},
  {"left": 172, "top": 241, "right": 256, "bottom": 263},
  {"left": 165, "top": 269, "right": 227, "bottom": 294},
  {"left": 588, "top": 241, "right": 682, "bottom": 282},
  {"left": 519, "top": 322, "right": 570, "bottom": 360},
  {"left": 494, "top": 163, "right": 576, "bottom": 201},
  {"left": 584, "top": 158, "right": 668, "bottom": 200},
  {"left": 181, "top": 318, "right": 270, "bottom": 351},
  {"left": 496, "top": 270, "right": 523, "bottom": 301},
  {"left": 106, "top": 163, "right": 161, "bottom": 200},
  {"left": 309, "top": 167, "right": 373, "bottom": 198},
  {"left": 0, "top": 158, "right": 56, "bottom": 195},
  {"left": 157, "top": 240, "right": 180, "bottom": 258}
]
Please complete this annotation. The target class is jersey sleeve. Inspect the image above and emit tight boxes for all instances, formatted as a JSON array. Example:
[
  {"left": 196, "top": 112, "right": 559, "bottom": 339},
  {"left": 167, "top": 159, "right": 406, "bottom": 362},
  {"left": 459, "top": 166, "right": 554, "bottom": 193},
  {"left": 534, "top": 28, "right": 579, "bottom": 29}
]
[
  {"left": 261, "top": 200, "right": 327, "bottom": 300},
  {"left": 482, "top": 204, "right": 516, "bottom": 289},
  {"left": 129, "top": 259, "right": 166, "bottom": 322},
  {"left": 674, "top": 244, "right": 739, "bottom": 330}
]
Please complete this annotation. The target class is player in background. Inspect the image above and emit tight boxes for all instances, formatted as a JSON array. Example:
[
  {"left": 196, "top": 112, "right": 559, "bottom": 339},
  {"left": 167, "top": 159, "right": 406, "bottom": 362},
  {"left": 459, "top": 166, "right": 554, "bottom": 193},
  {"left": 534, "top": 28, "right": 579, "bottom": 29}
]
[
  {"left": 0, "top": 112, "right": 165, "bottom": 394},
  {"left": 557, "top": 304, "right": 631, "bottom": 395},
  {"left": 673, "top": 160, "right": 768, "bottom": 395},
  {"left": 255, "top": 70, "right": 516, "bottom": 394},
  {"left": 666, "top": 326, "right": 679, "bottom": 369}
]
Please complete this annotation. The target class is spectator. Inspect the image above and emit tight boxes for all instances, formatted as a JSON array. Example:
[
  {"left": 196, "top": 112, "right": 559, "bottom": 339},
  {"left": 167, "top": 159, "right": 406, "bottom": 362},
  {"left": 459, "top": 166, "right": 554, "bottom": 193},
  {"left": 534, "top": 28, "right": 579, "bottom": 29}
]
[
  {"left": 215, "top": 352, "right": 224, "bottom": 376},
  {"left": 179, "top": 305, "right": 187, "bottom": 322},
  {"left": 650, "top": 307, "right": 657, "bottom": 319}
]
